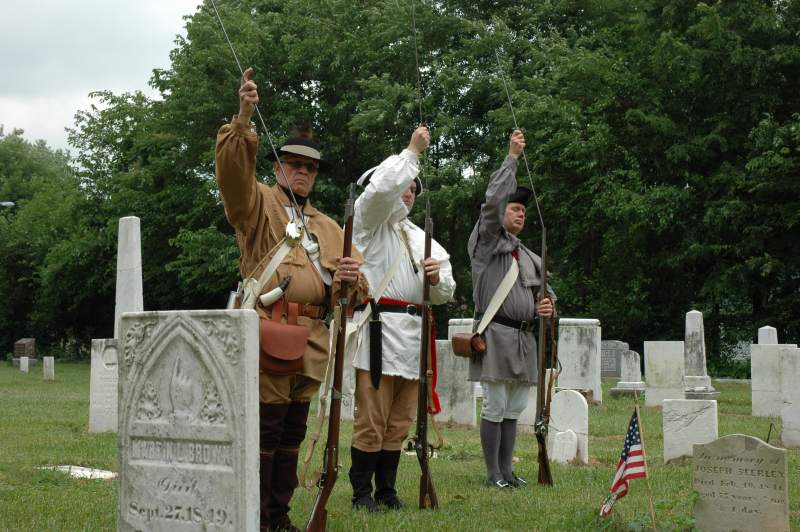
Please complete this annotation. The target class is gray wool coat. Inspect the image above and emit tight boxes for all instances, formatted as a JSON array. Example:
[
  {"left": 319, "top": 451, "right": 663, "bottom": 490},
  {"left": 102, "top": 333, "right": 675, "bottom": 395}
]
[{"left": 467, "top": 155, "right": 556, "bottom": 385}]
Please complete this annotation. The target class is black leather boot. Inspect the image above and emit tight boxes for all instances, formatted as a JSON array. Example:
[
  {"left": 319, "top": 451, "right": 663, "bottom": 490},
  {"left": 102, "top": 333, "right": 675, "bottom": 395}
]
[
  {"left": 374, "top": 449, "right": 403, "bottom": 509},
  {"left": 259, "top": 403, "right": 290, "bottom": 532},
  {"left": 266, "top": 401, "right": 310, "bottom": 532},
  {"left": 349, "top": 447, "right": 380, "bottom": 512}
]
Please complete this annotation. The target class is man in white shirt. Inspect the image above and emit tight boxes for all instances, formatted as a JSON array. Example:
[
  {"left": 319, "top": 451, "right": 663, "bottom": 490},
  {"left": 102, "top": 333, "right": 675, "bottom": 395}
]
[{"left": 348, "top": 125, "right": 456, "bottom": 511}]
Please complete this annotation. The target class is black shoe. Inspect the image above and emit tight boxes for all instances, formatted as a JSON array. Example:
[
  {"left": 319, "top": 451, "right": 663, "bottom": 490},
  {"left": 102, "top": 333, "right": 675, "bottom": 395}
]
[
  {"left": 486, "top": 479, "right": 512, "bottom": 489},
  {"left": 352, "top": 494, "right": 378, "bottom": 512},
  {"left": 376, "top": 494, "right": 403, "bottom": 510},
  {"left": 507, "top": 474, "right": 528, "bottom": 488}
]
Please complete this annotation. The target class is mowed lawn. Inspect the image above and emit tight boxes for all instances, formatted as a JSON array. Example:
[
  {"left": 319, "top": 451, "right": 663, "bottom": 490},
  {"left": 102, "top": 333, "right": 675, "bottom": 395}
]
[{"left": 0, "top": 363, "right": 797, "bottom": 531}]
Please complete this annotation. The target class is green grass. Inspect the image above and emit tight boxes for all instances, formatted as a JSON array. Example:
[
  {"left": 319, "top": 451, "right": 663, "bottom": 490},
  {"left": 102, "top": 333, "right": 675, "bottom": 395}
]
[{"left": 0, "top": 364, "right": 797, "bottom": 531}]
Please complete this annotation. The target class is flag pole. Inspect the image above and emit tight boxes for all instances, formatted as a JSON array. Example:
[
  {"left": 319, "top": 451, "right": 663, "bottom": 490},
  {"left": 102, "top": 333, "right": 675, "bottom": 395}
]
[{"left": 633, "top": 390, "right": 657, "bottom": 531}]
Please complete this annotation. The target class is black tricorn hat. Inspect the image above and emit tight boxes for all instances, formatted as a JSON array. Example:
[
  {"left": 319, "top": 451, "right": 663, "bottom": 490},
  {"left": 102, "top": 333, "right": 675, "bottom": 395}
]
[
  {"left": 357, "top": 167, "right": 423, "bottom": 197},
  {"left": 267, "top": 127, "right": 332, "bottom": 173},
  {"left": 508, "top": 186, "right": 532, "bottom": 206}
]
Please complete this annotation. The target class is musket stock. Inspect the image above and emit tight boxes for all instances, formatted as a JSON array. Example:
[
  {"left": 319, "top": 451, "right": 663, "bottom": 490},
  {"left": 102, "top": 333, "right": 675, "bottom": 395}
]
[
  {"left": 305, "top": 183, "right": 357, "bottom": 532},
  {"left": 534, "top": 228, "right": 553, "bottom": 486},
  {"left": 415, "top": 199, "right": 438, "bottom": 510}
]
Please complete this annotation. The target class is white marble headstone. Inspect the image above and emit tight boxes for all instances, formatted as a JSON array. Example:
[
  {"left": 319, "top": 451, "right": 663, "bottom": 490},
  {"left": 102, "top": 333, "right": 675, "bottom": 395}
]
[
  {"left": 751, "top": 343, "right": 797, "bottom": 417},
  {"left": 780, "top": 346, "right": 800, "bottom": 448},
  {"left": 644, "top": 341, "right": 685, "bottom": 407},
  {"left": 611, "top": 350, "right": 646, "bottom": 397},
  {"left": 435, "top": 339, "right": 476, "bottom": 426},
  {"left": 662, "top": 399, "right": 718, "bottom": 463},
  {"left": 90, "top": 339, "right": 119, "bottom": 433},
  {"left": 43, "top": 356, "right": 54, "bottom": 380},
  {"left": 684, "top": 311, "right": 716, "bottom": 399},
  {"left": 547, "top": 389, "right": 588, "bottom": 464},
  {"left": 549, "top": 429, "right": 578, "bottom": 464},
  {"left": 518, "top": 369, "right": 556, "bottom": 433},
  {"left": 556, "top": 318, "right": 602, "bottom": 403},
  {"left": 694, "top": 435, "right": 789, "bottom": 532},
  {"left": 758, "top": 326, "right": 778, "bottom": 345},
  {"left": 118, "top": 310, "right": 259, "bottom": 532},
  {"left": 20, "top": 356, "right": 29, "bottom": 373},
  {"left": 115, "top": 217, "right": 144, "bottom": 339}
]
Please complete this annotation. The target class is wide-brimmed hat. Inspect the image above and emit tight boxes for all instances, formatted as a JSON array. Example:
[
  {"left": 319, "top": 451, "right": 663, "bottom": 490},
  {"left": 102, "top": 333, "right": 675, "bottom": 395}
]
[
  {"left": 267, "top": 133, "right": 332, "bottom": 173},
  {"left": 357, "top": 167, "right": 422, "bottom": 197},
  {"left": 508, "top": 186, "right": 532, "bottom": 206}
]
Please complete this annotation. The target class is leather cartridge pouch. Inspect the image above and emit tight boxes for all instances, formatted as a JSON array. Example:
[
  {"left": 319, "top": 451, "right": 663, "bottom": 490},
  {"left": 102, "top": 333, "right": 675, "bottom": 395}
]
[
  {"left": 259, "top": 299, "right": 309, "bottom": 375},
  {"left": 451, "top": 332, "right": 485, "bottom": 358}
]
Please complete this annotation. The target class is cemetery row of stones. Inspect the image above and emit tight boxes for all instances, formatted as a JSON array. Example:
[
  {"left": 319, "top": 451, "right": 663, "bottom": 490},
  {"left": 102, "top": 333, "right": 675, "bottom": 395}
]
[{"left": 16, "top": 216, "right": 796, "bottom": 531}]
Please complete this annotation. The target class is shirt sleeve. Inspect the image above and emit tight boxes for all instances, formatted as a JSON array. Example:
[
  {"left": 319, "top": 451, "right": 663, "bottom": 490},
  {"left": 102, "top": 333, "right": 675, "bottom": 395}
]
[
  {"left": 477, "top": 155, "right": 519, "bottom": 241},
  {"left": 215, "top": 118, "right": 260, "bottom": 231},
  {"left": 430, "top": 254, "right": 456, "bottom": 305},
  {"left": 353, "top": 149, "right": 420, "bottom": 235}
]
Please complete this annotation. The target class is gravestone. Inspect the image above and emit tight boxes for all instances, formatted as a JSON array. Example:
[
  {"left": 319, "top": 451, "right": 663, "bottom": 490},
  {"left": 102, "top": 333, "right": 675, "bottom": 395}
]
[
  {"left": 610, "top": 350, "right": 646, "bottom": 397},
  {"left": 780, "top": 345, "right": 800, "bottom": 448},
  {"left": 518, "top": 369, "right": 556, "bottom": 433},
  {"left": 547, "top": 389, "right": 588, "bottom": 464},
  {"left": 43, "top": 356, "right": 54, "bottom": 380},
  {"left": 751, "top": 343, "right": 797, "bottom": 417},
  {"left": 20, "top": 356, "right": 29, "bottom": 373},
  {"left": 118, "top": 309, "right": 259, "bottom": 532},
  {"left": 435, "top": 339, "right": 476, "bottom": 426},
  {"left": 12, "top": 338, "right": 37, "bottom": 368},
  {"left": 758, "top": 325, "right": 778, "bottom": 345},
  {"left": 557, "top": 318, "right": 602, "bottom": 403},
  {"left": 684, "top": 310, "right": 717, "bottom": 399},
  {"left": 600, "top": 340, "right": 627, "bottom": 379},
  {"left": 115, "top": 217, "right": 144, "bottom": 339},
  {"left": 644, "top": 341, "right": 685, "bottom": 407},
  {"left": 693, "top": 434, "right": 789, "bottom": 532},
  {"left": 662, "top": 399, "right": 718, "bottom": 463},
  {"left": 90, "top": 339, "right": 119, "bottom": 433},
  {"left": 549, "top": 430, "right": 578, "bottom": 464}
]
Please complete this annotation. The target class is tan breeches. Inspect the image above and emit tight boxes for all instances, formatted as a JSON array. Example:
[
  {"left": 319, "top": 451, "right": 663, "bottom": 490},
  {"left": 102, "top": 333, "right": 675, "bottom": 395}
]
[
  {"left": 352, "top": 369, "right": 419, "bottom": 452},
  {"left": 260, "top": 373, "right": 319, "bottom": 404}
]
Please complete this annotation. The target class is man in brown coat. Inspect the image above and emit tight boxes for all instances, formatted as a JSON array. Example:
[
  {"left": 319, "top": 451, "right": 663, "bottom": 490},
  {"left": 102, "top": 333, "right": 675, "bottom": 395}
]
[{"left": 216, "top": 67, "right": 369, "bottom": 532}]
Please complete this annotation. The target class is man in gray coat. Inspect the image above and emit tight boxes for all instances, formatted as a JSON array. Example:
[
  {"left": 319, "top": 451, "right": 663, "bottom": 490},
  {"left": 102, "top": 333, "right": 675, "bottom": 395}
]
[{"left": 468, "top": 129, "right": 556, "bottom": 489}]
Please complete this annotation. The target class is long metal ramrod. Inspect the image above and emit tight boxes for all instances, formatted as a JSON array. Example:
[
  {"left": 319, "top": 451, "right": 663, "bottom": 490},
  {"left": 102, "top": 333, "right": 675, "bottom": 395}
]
[
  {"left": 414, "top": 199, "right": 438, "bottom": 509},
  {"left": 305, "top": 184, "right": 357, "bottom": 531}
]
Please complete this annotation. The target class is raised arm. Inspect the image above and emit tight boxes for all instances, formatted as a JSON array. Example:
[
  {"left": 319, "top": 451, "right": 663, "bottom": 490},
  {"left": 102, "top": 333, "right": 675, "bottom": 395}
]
[
  {"left": 215, "top": 67, "right": 261, "bottom": 229},
  {"left": 354, "top": 125, "right": 430, "bottom": 233},
  {"left": 477, "top": 129, "right": 525, "bottom": 240}
]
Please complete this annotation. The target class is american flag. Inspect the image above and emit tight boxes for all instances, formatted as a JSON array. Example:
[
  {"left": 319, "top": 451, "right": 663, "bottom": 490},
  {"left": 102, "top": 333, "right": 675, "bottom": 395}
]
[{"left": 600, "top": 409, "right": 647, "bottom": 516}]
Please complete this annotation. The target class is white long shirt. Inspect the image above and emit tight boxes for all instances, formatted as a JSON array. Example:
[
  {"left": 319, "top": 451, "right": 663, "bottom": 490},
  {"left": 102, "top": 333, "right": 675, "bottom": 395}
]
[{"left": 350, "top": 149, "right": 456, "bottom": 380}]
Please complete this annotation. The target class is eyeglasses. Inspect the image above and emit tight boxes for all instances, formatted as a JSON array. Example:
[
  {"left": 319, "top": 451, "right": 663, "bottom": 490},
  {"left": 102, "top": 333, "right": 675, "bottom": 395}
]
[{"left": 279, "top": 159, "right": 319, "bottom": 173}]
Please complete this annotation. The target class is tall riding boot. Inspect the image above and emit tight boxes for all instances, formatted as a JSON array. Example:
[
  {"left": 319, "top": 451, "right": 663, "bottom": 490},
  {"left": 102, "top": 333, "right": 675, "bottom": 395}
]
[
  {"left": 268, "top": 401, "right": 310, "bottom": 532},
  {"left": 260, "top": 402, "right": 290, "bottom": 532},
  {"left": 348, "top": 447, "right": 380, "bottom": 512},
  {"left": 374, "top": 449, "right": 403, "bottom": 509}
]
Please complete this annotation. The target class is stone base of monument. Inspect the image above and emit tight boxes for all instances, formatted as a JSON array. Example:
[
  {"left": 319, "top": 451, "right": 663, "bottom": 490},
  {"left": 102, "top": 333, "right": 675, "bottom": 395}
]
[
  {"left": 11, "top": 358, "right": 38, "bottom": 368},
  {"left": 684, "top": 375, "right": 719, "bottom": 400},
  {"left": 609, "top": 381, "right": 646, "bottom": 397}
]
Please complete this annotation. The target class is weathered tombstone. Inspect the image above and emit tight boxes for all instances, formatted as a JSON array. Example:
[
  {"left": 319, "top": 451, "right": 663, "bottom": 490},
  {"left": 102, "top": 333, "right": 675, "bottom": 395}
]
[
  {"left": 751, "top": 343, "right": 797, "bottom": 417},
  {"left": 118, "top": 309, "right": 259, "bottom": 532},
  {"left": 662, "top": 399, "right": 718, "bottom": 463},
  {"left": 610, "top": 350, "right": 646, "bottom": 397},
  {"left": 693, "top": 434, "right": 789, "bottom": 532},
  {"left": 518, "top": 369, "right": 556, "bottom": 433},
  {"left": 557, "top": 318, "right": 602, "bottom": 403},
  {"left": 600, "top": 340, "right": 627, "bottom": 379},
  {"left": 780, "top": 346, "right": 800, "bottom": 448},
  {"left": 644, "top": 341, "right": 685, "bottom": 407},
  {"left": 20, "top": 356, "right": 29, "bottom": 373},
  {"left": 758, "top": 325, "right": 778, "bottom": 345},
  {"left": 435, "top": 339, "right": 476, "bottom": 426},
  {"left": 90, "top": 339, "right": 119, "bottom": 433},
  {"left": 448, "top": 318, "right": 482, "bottom": 402},
  {"left": 549, "top": 429, "right": 578, "bottom": 464},
  {"left": 546, "top": 389, "right": 588, "bottom": 464},
  {"left": 684, "top": 310, "right": 717, "bottom": 399},
  {"left": 43, "top": 356, "right": 54, "bottom": 380},
  {"left": 115, "top": 216, "right": 144, "bottom": 339}
]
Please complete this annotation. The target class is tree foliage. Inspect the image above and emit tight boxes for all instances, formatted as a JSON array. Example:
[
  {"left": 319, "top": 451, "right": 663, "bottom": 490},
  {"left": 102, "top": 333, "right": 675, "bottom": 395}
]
[{"left": 1, "top": 0, "right": 799, "bottom": 366}]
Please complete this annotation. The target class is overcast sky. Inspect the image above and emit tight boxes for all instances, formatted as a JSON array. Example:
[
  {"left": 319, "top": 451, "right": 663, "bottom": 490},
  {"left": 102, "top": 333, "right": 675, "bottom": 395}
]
[{"left": 0, "top": 0, "right": 201, "bottom": 153}]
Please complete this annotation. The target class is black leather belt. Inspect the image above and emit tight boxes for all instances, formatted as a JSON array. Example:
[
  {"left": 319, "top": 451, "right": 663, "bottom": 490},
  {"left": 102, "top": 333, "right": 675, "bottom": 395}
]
[
  {"left": 354, "top": 303, "right": 422, "bottom": 316},
  {"left": 476, "top": 313, "right": 536, "bottom": 332}
]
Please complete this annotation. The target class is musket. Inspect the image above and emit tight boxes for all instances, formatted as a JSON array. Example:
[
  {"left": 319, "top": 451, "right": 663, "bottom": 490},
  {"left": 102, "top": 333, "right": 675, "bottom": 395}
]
[
  {"left": 534, "top": 228, "right": 553, "bottom": 485},
  {"left": 414, "top": 199, "right": 438, "bottom": 510},
  {"left": 305, "top": 183, "right": 357, "bottom": 532}
]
